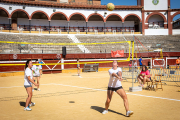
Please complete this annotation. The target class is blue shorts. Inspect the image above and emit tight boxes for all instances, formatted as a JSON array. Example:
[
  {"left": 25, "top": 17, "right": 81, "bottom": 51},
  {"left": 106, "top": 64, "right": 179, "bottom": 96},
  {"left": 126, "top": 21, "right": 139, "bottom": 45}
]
[{"left": 77, "top": 64, "right": 80, "bottom": 68}]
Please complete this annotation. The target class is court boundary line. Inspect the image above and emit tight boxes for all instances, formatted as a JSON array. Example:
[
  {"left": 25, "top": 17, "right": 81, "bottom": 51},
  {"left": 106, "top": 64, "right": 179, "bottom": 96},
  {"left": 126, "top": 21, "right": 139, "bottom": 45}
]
[{"left": 0, "top": 83, "right": 180, "bottom": 102}]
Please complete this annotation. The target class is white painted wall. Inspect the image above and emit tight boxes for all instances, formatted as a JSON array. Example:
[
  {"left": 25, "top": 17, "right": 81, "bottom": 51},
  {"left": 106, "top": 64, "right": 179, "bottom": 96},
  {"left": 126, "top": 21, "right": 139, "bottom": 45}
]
[
  {"left": 145, "top": 29, "right": 168, "bottom": 35},
  {"left": 0, "top": 17, "right": 9, "bottom": 24},
  {"left": 171, "top": 11, "right": 177, "bottom": 16},
  {"left": 124, "top": 21, "right": 134, "bottom": 27},
  {"left": 105, "top": 21, "right": 134, "bottom": 27},
  {"left": 60, "top": 0, "right": 68, "bottom": 3},
  {"left": 144, "top": 0, "right": 168, "bottom": 10},
  {"left": 87, "top": 21, "right": 104, "bottom": 27},
  {"left": 15, "top": 18, "right": 123, "bottom": 27},
  {"left": 14, "top": 18, "right": 136, "bottom": 28},
  {"left": 0, "top": 3, "right": 142, "bottom": 21},
  {"left": 17, "top": 18, "right": 29, "bottom": 25},
  {"left": 51, "top": 20, "right": 67, "bottom": 26},
  {"left": 173, "top": 29, "right": 180, "bottom": 35},
  {"left": 31, "top": 19, "right": 49, "bottom": 26},
  {"left": 106, "top": 21, "right": 122, "bottom": 27},
  {"left": 70, "top": 21, "right": 86, "bottom": 27}
]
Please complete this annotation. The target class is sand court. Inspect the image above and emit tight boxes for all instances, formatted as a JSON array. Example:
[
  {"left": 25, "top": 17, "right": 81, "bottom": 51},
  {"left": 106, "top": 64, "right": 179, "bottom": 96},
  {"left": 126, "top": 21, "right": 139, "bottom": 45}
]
[{"left": 0, "top": 71, "right": 180, "bottom": 120}]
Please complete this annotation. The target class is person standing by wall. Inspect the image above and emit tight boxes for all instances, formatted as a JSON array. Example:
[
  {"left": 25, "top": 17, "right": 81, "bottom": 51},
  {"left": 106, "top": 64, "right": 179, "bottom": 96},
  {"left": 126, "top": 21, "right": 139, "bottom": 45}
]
[
  {"left": 77, "top": 59, "right": 81, "bottom": 76},
  {"left": 32, "top": 60, "right": 42, "bottom": 91},
  {"left": 24, "top": 60, "right": 38, "bottom": 111},
  {"left": 139, "top": 56, "right": 143, "bottom": 67}
]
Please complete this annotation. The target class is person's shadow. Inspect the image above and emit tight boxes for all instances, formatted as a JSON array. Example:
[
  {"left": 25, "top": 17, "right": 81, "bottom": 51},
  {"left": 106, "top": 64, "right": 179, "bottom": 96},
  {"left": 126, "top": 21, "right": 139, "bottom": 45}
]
[
  {"left": 91, "top": 106, "right": 126, "bottom": 116},
  {"left": 19, "top": 101, "right": 26, "bottom": 107}
]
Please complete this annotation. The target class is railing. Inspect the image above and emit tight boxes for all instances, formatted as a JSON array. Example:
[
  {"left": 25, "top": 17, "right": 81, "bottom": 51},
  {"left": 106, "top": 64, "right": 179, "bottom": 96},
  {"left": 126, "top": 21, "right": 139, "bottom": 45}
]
[
  {"left": 173, "top": 21, "right": 180, "bottom": 29},
  {"left": 0, "top": 24, "right": 11, "bottom": 30},
  {"left": 1, "top": 25, "right": 135, "bottom": 32},
  {"left": 122, "top": 67, "right": 180, "bottom": 82},
  {"left": 148, "top": 22, "right": 164, "bottom": 29}
]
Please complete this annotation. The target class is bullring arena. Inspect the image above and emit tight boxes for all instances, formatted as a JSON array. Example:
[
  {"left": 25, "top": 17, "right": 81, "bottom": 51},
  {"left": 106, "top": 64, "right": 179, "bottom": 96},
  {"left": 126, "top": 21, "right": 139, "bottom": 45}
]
[
  {"left": 0, "top": 71, "right": 180, "bottom": 119},
  {"left": 0, "top": 0, "right": 180, "bottom": 120}
]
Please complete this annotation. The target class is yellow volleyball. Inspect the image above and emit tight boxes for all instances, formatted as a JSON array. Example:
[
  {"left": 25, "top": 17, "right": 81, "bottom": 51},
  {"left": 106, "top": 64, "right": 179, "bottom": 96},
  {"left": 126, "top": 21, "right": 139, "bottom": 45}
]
[{"left": 107, "top": 3, "right": 115, "bottom": 11}]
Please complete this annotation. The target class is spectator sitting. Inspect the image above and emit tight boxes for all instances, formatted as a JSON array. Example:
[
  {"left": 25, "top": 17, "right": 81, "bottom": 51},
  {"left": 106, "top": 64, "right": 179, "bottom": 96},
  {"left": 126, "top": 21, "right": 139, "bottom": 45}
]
[
  {"left": 128, "top": 61, "right": 132, "bottom": 67},
  {"left": 137, "top": 65, "right": 151, "bottom": 88}
]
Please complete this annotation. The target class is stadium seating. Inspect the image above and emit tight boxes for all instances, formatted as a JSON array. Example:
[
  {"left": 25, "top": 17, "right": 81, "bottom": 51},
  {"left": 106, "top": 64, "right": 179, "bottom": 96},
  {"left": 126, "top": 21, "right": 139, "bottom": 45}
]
[{"left": 0, "top": 33, "right": 180, "bottom": 54}]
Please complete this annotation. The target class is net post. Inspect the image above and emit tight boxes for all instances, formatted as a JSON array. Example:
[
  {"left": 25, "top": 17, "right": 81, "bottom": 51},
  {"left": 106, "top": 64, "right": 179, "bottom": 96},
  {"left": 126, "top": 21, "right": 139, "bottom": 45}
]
[
  {"left": 129, "top": 35, "right": 142, "bottom": 92},
  {"left": 132, "top": 35, "right": 134, "bottom": 88}
]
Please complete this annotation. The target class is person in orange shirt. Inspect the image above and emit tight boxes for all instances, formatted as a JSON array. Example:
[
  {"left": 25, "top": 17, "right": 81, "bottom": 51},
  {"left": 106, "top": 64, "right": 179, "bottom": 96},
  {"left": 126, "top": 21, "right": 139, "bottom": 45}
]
[{"left": 176, "top": 57, "right": 180, "bottom": 69}]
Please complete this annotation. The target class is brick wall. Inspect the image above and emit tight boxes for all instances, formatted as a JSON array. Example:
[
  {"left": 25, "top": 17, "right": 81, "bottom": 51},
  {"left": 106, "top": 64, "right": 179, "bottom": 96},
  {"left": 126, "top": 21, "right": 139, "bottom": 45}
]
[{"left": 93, "top": 0, "right": 101, "bottom": 5}]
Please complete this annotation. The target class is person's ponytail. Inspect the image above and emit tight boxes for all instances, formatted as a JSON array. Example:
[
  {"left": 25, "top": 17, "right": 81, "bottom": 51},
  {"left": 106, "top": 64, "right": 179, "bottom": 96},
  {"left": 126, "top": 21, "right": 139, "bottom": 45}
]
[{"left": 25, "top": 60, "right": 31, "bottom": 69}]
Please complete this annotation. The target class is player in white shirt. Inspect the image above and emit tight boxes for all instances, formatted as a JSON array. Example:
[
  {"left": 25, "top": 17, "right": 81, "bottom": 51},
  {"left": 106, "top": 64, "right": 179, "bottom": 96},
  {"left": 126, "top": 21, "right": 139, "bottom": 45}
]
[
  {"left": 102, "top": 60, "right": 133, "bottom": 117},
  {"left": 77, "top": 59, "right": 81, "bottom": 76},
  {"left": 32, "top": 60, "right": 42, "bottom": 91},
  {"left": 24, "top": 60, "right": 39, "bottom": 111}
]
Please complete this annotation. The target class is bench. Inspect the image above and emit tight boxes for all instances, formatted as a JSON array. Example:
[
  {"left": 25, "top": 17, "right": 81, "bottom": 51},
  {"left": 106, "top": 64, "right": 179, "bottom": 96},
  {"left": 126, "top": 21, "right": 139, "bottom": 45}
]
[
  {"left": 42, "top": 69, "right": 62, "bottom": 74},
  {"left": 83, "top": 64, "right": 99, "bottom": 72}
]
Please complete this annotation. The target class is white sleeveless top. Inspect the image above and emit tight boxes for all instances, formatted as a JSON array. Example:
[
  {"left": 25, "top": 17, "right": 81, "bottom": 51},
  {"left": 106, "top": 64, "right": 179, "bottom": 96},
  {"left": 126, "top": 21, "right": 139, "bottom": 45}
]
[
  {"left": 24, "top": 67, "right": 33, "bottom": 86},
  {"left": 108, "top": 68, "right": 122, "bottom": 88}
]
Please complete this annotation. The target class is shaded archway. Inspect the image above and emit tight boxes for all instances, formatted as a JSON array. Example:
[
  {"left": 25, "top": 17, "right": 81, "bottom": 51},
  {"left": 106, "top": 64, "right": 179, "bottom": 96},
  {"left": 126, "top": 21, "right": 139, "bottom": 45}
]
[
  {"left": 145, "top": 12, "right": 167, "bottom": 23},
  {"left": 30, "top": 11, "right": 49, "bottom": 20},
  {"left": 69, "top": 12, "right": 87, "bottom": 22},
  {"left": 145, "top": 12, "right": 167, "bottom": 29},
  {"left": 172, "top": 13, "right": 180, "bottom": 29},
  {"left": 171, "top": 11, "right": 180, "bottom": 21},
  {"left": 31, "top": 11, "right": 50, "bottom": 31},
  {"left": 171, "top": 12, "right": 180, "bottom": 35},
  {"left": 50, "top": 12, "right": 68, "bottom": 21},
  {"left": 147, "top": 14, "right": 165, "bottom": 29},
  {"left": 124, "top": 14, "right": 141, "bottom": 32},
  {"left": 11, "top": 9, "right": 30, "bottom": 19},
  {"left": 69, "top": 13, "right": 87, "bottom": 32},
  {"left": 105, "top": 14, "right": 123, "bottom": 32},
  {"left": 87, "top": 13, "right": 104, "bottom": 22},
  {"left": 0, "top": 7, "right": 10, "bottom": 30},
  {"left": 0, "top": 7, "right": 10, "bottom": 18},
  {"left": 124, "top": 14, "right": 142, "bottom": 23},
  {"left": 87, "top": 13, "right": 105, "bottom": 32},
  {"left": 105, "top": 13, "right": 123, "bottom": 22},
  {"left": 11, "top": 9, "right": 30, "bottom": 30},
  {"left": 50, "top": 12, "right": 68, "bottom": 32}
]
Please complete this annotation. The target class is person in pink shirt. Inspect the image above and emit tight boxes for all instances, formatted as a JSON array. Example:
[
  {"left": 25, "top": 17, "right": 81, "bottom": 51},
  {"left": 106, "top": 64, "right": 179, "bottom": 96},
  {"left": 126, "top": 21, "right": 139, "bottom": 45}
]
[
  {"left": 128, "top": 61, "right": 132, "bottom": 67},
  {"left": 137, "top": 65, "right": 151, "bottom": 87}
]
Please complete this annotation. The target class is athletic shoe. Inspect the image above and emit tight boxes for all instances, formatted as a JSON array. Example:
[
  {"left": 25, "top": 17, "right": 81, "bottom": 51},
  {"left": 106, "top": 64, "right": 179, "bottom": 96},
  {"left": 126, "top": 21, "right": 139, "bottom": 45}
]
[
  {"left": 126, "top": 111, "right": 133, "bottom": 117},
  {"left": 24, "top": 107, "right": 32, "bottom": 111},
  {"left": 37, "top": 88, "right": 41, "bottom": 91},
  {"left": 32, "top": 89, "right": 34, "bottom": 92},
  {"left": 102, "top": 110, "right": 108, "bottom": 114},
  {"left": 29, "top": 102, "right": 35, "bottom": 107}
]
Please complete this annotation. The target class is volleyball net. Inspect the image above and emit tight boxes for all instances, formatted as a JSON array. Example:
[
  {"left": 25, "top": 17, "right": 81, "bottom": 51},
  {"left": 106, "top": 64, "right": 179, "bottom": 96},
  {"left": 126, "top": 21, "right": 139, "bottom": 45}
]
[{"left": 0, "top": 40, "right": 134, "bottom": 66}]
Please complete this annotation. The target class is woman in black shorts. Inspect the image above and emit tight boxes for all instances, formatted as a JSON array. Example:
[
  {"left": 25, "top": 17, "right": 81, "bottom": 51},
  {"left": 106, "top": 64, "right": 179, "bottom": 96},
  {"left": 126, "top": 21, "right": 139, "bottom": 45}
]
[{"left": 102, "top": 60, "right": 133, "bottom": 117}]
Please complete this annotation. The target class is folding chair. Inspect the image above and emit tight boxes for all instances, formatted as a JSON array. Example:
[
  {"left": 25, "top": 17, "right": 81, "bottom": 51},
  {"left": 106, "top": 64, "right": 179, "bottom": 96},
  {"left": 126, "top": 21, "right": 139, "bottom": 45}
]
[
  {"left": 146, "top": 70, "right": 151, "bottom": 90},
  {"left": 146, "top": 74, "right": 155, "bottom": 91},
  {"left": 169, "top": 70, "right": 176, "bottom": 77},
  {"left": 151, "top": 74, "right": 163, "bottom": 91}
]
